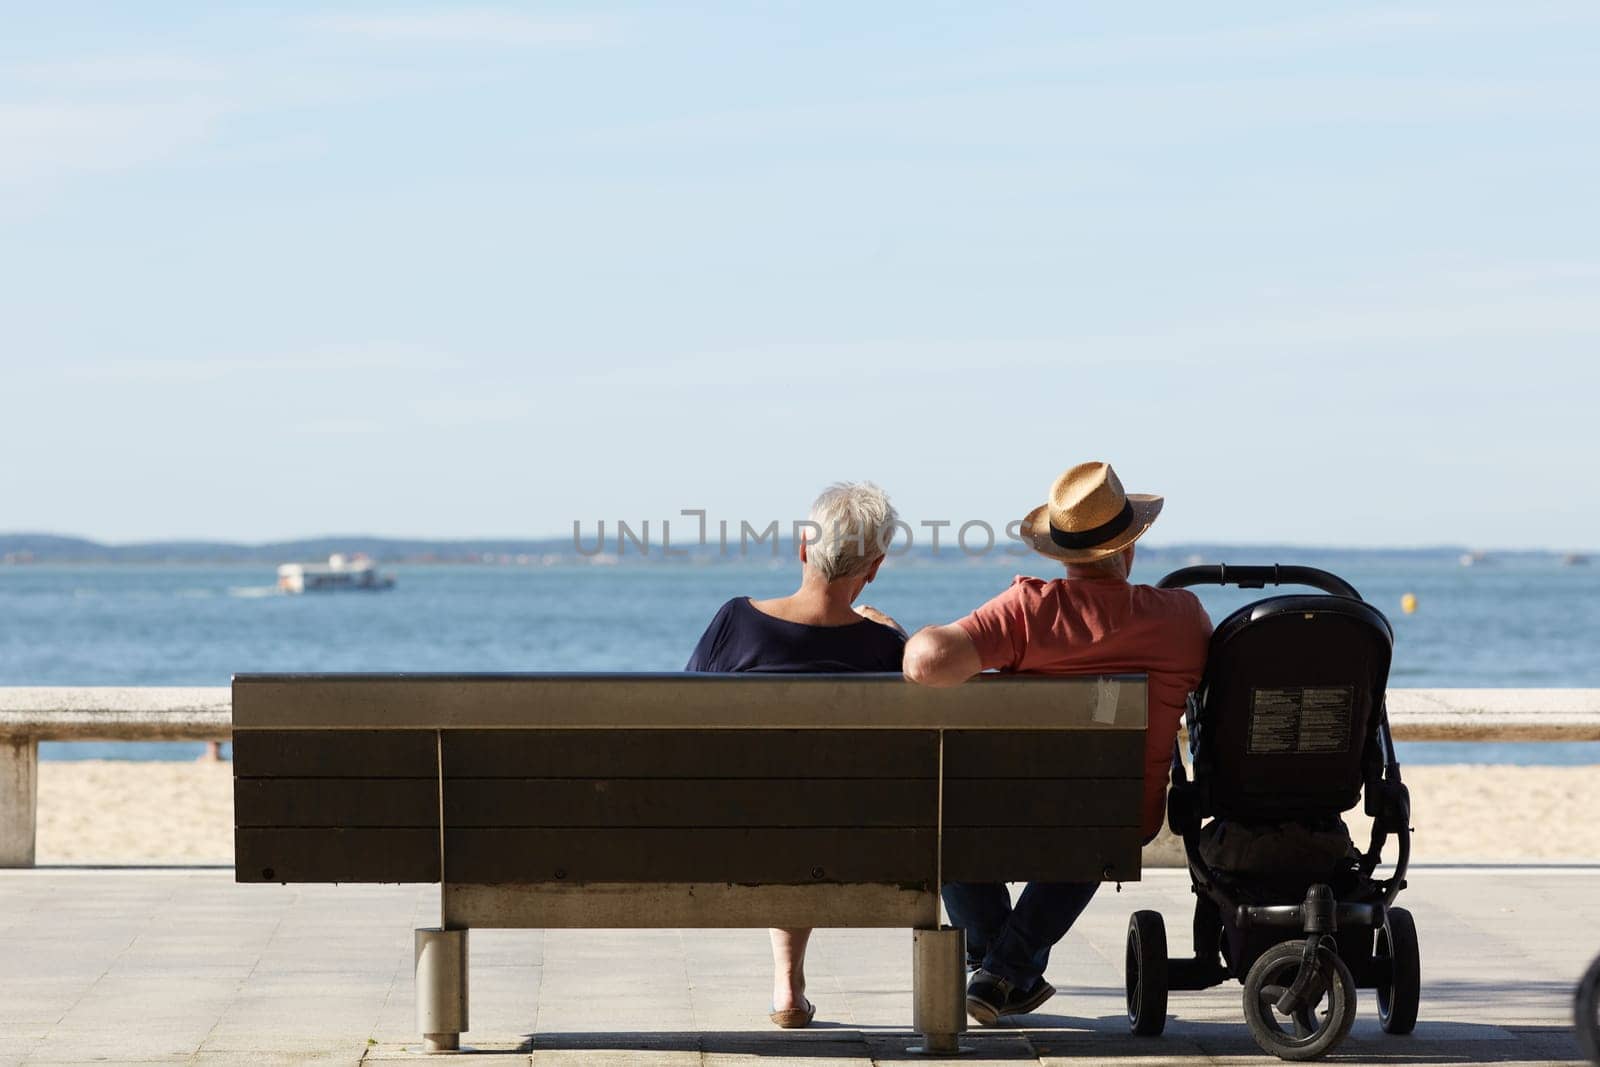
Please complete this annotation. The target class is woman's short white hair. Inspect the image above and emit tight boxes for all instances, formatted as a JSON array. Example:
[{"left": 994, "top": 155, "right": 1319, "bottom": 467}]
[{"left": 805, "top": 481, "right": 898, "bottom": 581}]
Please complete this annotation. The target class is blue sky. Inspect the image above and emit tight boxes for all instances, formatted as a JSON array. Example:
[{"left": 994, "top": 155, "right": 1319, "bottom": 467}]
[{"left": 2, "top": 3, "right": 1596, "bottom": 548}]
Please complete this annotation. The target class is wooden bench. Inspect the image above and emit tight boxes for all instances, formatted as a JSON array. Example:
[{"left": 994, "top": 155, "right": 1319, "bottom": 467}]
[{"left": 231, "top": 672, "right": 1148, "bottom": 1053}]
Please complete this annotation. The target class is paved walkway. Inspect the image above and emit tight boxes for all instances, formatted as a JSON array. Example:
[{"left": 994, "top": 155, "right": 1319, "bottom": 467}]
[{"left": 1, "top": 867, "right": 1593, "bottom": 1065}]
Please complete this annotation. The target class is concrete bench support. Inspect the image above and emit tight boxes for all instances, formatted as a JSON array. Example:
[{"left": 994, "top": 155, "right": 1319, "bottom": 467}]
[
  {"left": 910, "top": 926, "right": 968, "bottom": 1055},
  {"left": 1, "top": 737, "right": 37, "bottom": 868},
  {"left": 415, "top": 928, "right": 469, "bottom": 1053}
]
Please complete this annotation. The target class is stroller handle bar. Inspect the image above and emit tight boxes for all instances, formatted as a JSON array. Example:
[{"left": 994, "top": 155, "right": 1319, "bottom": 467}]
[{"left": 1156, "top": 563, "right": 1362, "bottom": 600}]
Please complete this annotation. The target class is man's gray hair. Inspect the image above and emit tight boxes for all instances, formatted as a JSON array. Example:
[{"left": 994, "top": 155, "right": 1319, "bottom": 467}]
[{"left": 805, "top": 481, "right": 898, "bottom": 581}]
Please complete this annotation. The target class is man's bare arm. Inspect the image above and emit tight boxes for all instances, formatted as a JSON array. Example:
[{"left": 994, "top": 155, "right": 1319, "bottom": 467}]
[{"left": 903, "top": 624, "right": 983, "bottom": 688}]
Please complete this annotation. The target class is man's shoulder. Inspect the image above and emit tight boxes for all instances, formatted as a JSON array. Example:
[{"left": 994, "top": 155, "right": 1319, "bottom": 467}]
[
  {"left": 1000, "top": 574, "right": 1060, "bottom": 600},
  {"left": 973, "top": 575, "right": 1210, "bottom": 636},
  {"left": 1131, "top": 583, "right": 1212, "bottom": 627},
  {"left": 1131, "top": 582, "right": 1205, "bottom": 609}
]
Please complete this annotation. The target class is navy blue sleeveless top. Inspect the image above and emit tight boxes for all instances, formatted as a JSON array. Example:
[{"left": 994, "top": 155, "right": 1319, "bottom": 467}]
[{"left": 685, "top": 597, "right": 905, "bottom": 674}]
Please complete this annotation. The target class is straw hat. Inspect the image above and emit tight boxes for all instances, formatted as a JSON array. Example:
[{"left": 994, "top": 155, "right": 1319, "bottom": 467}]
[{"left": 1019, "top": 461, "right": 1163, "bottom": 563}]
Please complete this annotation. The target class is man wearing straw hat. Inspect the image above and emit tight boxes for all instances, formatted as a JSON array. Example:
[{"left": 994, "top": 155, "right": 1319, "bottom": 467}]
[{"left": 904, "top": 461, "right": 1212, "bottom": 1024}]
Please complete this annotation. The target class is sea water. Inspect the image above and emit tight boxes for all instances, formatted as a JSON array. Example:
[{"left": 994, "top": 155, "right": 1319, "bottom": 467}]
[{"left": 1, "top": 554, "right": 1595, "bottom": 764}]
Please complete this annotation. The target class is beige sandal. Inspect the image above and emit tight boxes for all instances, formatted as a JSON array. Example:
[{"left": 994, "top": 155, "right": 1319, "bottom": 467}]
[{"left": 768, "top": 998, "right": 816, "bottom": 1029}]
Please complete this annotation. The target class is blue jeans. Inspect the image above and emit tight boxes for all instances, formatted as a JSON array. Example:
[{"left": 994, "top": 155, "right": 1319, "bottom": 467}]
[{"left": 941, "top": 881, "right": 1100, "bottom": 989}]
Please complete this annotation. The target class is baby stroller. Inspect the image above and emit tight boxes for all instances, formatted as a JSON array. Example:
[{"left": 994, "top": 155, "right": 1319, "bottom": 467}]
[{"left": 1124, "top": 564, "right": 1418, "bottom": 1061}]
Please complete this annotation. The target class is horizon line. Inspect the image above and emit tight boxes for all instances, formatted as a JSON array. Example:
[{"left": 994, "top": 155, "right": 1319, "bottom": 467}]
[{"left": 1, "top": 530, "right": 1592, "bottom": 556}]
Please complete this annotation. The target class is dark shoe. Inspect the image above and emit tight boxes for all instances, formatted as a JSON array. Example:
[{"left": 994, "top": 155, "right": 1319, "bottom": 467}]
[{"left": 965, "top": 968, "right": 1055, "bottom": 1026}]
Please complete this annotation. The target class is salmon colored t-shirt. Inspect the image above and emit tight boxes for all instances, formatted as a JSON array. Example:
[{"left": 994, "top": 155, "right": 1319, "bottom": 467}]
[{"left": 956, "top": 575, "right": 1213, "bottom": 840}]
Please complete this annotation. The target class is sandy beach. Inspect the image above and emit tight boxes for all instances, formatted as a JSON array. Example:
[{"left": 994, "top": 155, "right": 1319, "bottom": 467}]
[
  {"left": 33, "top": 759, "right": 1600, "bottom": 866},
  {"left": 38, "top": 760, "right": 237, "bottom": 865}
]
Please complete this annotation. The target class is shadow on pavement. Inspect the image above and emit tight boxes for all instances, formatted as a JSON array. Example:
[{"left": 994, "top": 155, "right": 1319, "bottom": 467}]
[{"left": 516, "top": 1021, "right": 1585, "bottom": 1063}]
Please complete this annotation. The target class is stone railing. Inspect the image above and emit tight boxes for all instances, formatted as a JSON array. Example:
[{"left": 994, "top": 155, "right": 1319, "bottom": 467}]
[
  {"left": 1384, "top": 689, "right": 1600, "bottom": 741},
  {"left": 1, "top": 687, "right": 229, "bottom": 866},
  {"left": 2, "top": 687, "right": 1597, "bottom": 867}
]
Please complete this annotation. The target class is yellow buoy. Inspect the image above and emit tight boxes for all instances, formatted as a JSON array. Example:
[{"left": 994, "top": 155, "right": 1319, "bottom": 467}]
[{"left": 1400, "top": 592, "right": 1418, "bottom": 615}]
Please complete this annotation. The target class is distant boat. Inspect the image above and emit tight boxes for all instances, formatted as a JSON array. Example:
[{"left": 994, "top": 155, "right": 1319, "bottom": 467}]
[
  {"left": 1563, "top": 552, "right": 1590, "bottom": 566},
  {"left": 1459, "top": 551, "right": 1488, "bottom": 568},
  {"left": 277, "top": 553, "right": 396, "bottom": 593}
]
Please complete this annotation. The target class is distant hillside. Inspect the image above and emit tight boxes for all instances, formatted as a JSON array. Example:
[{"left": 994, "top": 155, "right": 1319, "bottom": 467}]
[
  {"left": 2, "top": 532, "right": 1580, "bottom": 566},
  {"left": 0, "top": 534, "right": 106, "bottom": 558},
  {"left": 0, "top": 533, "right": 575, "bottom": 564}
]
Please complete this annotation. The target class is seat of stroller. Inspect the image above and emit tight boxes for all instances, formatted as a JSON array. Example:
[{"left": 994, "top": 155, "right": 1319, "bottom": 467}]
[
  {"left": 1196, "top": 815, "right": 1359, "bottom": 880},
  {"left": 1194, "top": 815, "right": 1382, "bottom": 910}
]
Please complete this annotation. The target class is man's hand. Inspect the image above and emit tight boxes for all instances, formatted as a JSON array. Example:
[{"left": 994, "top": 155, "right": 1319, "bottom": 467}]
[
  {"left": 903, "top": 624, "right": 983, "bottom": 687},
  {"left": 854, "top": 603, "right": 907, "bottom": 637}
]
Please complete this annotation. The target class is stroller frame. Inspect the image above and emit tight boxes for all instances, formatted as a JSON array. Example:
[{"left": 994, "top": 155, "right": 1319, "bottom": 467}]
[{"left": 1125, "top": 564, "right": 1419, "bottom": 1061}]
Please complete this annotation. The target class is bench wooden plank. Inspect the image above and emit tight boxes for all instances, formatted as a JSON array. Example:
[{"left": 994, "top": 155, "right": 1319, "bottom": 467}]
[
  {"left": 943, "top": 730, "right": 1143, "bottom": 778},
  {"left": 235, "top": 779, "right": 439, "bottom": 828},
  {"left": 233, "top": 673, "right": 1148, "bottom": 730},
  {"left": 235, "top": 828, "right": 439, "bottom": 882},
  {"left": 442, "top": 729, "right": 938, "bottom": 778},
  {"left": 941, "top": 779, "right": 1142, "bottom": 828},
  {"left": 942, "top": 826, "right": 1142, "bottom": 883},
  {"left": 233, "top": 730, "right": 436, "bottom": 778},
  {"left": 442, "top": 779, "right": 934, "bottom": 828},
  {"left": 441, "top": 828, "right": 935, "bottom": 885}
]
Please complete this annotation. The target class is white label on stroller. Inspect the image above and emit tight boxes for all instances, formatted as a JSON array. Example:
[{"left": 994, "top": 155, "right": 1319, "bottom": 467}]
[
  {"left": 1093, "top": 678, "right": 1120, "bottom": 723},
  {"left": 1248, "top": 686, "right": 1354, "bottom": 753}
]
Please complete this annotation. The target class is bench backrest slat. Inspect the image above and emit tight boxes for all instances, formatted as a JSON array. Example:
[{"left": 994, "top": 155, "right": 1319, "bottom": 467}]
[
  {"left": 443, "top": 728, "right": 936, "bottom": 778},
  {"left": 237, "top": 827, "right": 439, "bottom": 883},
  {"left": 233, "top": 728, "right": 438, "bottom": 776}
]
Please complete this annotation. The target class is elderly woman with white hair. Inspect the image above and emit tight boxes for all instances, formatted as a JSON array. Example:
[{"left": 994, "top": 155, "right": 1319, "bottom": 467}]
[{"left": 685, "top": 481, "right": 906, "bottom": 1028}]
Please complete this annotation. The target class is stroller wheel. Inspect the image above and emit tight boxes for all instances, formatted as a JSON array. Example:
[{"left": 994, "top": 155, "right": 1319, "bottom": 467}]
[
  {"left": 1125, "top": 910, "right": 1169, "bottom": 1036},
  {"left": 1376, "top": 906, "right": 1420, "bottom": 1035},
  {"left": 1242, "top": 940, "right": 1356, "bottom": 1061},
  {"left": 1576, "top": 951, "right": 1600, "bottom": 1065}
]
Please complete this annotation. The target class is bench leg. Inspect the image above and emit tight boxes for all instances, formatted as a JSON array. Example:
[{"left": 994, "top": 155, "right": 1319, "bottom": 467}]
[
  {"left": 0, "top": 737, "right": 37, "bottom": 868},
  {"left": 415, "top": 928, "right": 468, "bottom": 1053},
  {"left": 909, "top": 926, "right": 969, "bottom": 1055}
]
